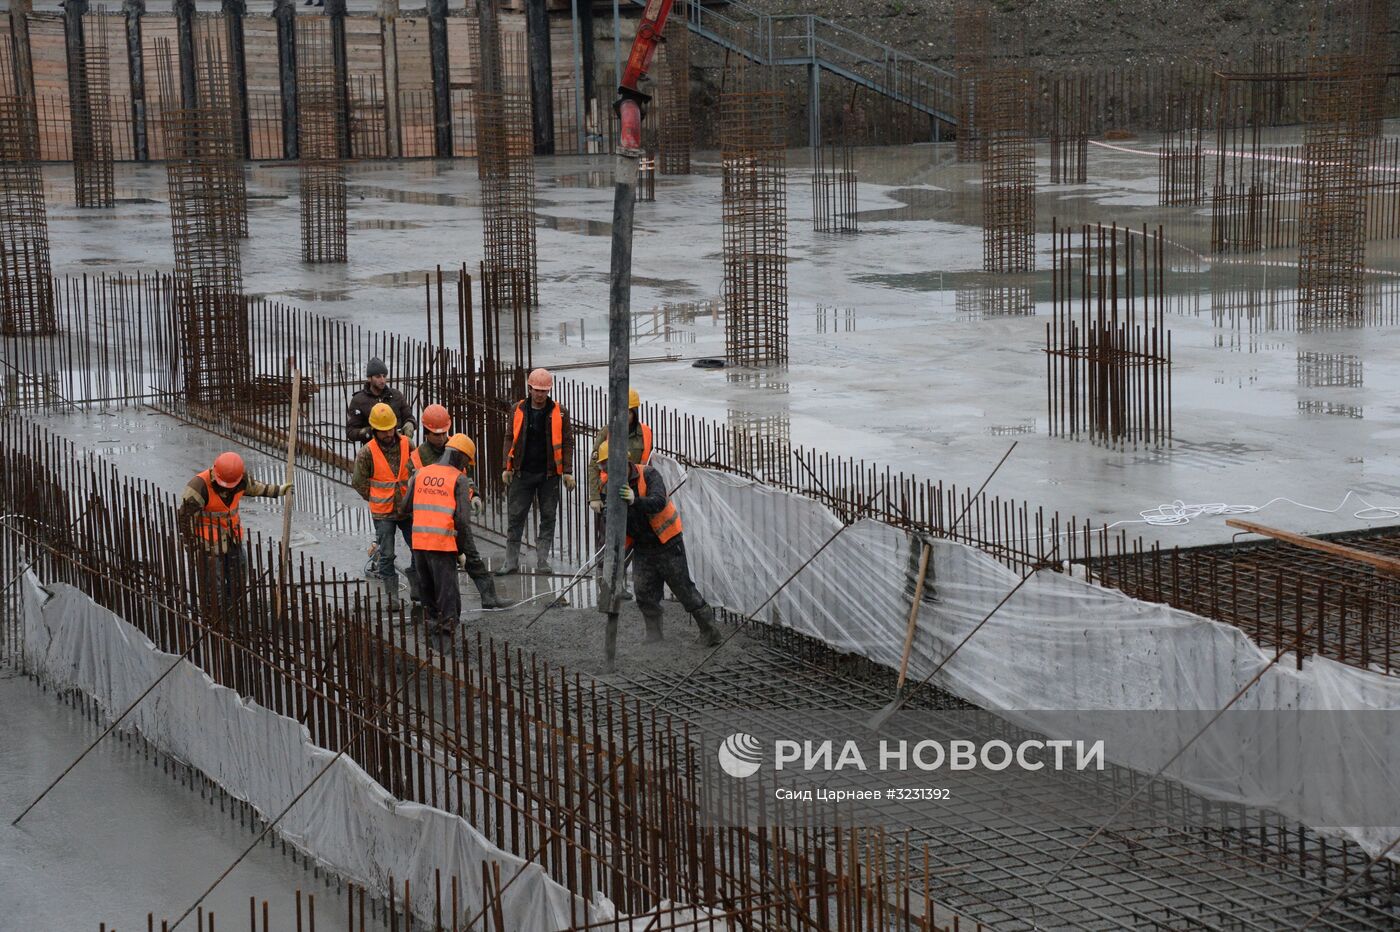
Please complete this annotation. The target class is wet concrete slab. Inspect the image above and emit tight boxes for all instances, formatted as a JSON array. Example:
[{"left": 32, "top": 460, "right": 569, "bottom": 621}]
[{"left": 35, "top": 124, "right": 1400, "bottom": 552}]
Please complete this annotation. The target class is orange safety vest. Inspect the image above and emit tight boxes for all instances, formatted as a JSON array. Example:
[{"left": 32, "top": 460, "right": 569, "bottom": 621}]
[
  {"left": 506, "top": 400, "right": 566, "bottom": 475},
  {"left": 410, "top": 463, "right": 459, "bottom": 552},
  {"left": 195, "top": 469, "right": 244, "bottom": 545},
  {"left": 367, "top": 436, "right": 412, "bottom": 516},
  {"left": 638, "top": 422, "right": 654, "bottom": 465},
  {"left": 600, "top": 464, "right": 682, "bottom": 548}
]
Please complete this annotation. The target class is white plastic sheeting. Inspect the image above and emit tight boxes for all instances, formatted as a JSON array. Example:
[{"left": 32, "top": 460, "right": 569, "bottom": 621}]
[
  {"left": 660, "top": 457, "right": 1400, "bottom": 860},
  {"left": 20, "top": 575, "right": 598, "bottom": 928}
]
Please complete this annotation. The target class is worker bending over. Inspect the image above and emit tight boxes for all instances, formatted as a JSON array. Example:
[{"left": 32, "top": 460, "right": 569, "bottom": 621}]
[
  {"left": 346, "top": 357, "right": 414, "bottom": 443},
  {"left": 498, "top": 367, "right": 575, "bottom": 575},
  {"left": 597, "top": 440, "right": 721, "bottom": 647},
  {"left": 178, "top": 452, "right": 292, "bottom": 607},
  {"left": 588, "top": 387, "right": 652, "bottom": 597},
  {"left": 399, "top": 434, "right": 510, "bottom": 637},
  {"left": 352, "top": 402, "right": 418, "bottom": 610}
]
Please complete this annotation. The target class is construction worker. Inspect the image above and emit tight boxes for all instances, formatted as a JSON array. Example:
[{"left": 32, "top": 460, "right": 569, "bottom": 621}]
[
  {"left": 587, "top": 387, "right": 652, "bottom": 507},
  {"left": 497, "top": 367, "right": 575, "bottom": 575},
  {"left": 178, "top": 451, "right": 292, "bottom": 607},
  {"left": 346, "top": 357, "right": 414, "bottom": 443},
  {"left": 411, "top": 404, "right": 453, "bottom": 470},
  {"left": 596, "top": 440, "right": 722, "bottom": 647},
  {"left": 351, "top": 402, "right": 418, "bottom": 609},
  {"left": 588, "top": 387, "right": 651, "bottom": 598},
  {"left": 399, "top": 434, "right": 509, "bottom": 637}
]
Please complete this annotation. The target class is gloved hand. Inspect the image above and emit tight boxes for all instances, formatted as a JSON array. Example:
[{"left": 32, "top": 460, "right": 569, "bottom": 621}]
[
  {"left": 618, "top": 485, "right": 635, "bottom": 504},
  {"left": 501, "top": 470, "right": 513, "bottom": 486},
  {"left": 563, "top": 474, "right": 576, "bottom": 492},
  {"left": 589, "top": 499, "right": 603, "bottom": 514},
  {"left": 279, "top": 482, "right": 295, "bottom": 496},
  {"left": 457, "top": 552, "right": 467, "bottom": 568},
  {"left": 470, "top": 496, "right": 483, "bottom": 516}
]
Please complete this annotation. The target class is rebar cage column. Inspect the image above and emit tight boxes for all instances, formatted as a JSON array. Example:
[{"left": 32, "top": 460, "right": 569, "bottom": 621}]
[{"left": 721, "top": 74, "right": 788, "bottom": 367}]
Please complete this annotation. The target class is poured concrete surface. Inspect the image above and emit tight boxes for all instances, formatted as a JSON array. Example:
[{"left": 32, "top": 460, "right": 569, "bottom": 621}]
[
  {"left": 0, "top": 670, "right": 390, "bottom": 931},
  {"left": 37, "top": 129, "right": 1400, "bottom": 559}
]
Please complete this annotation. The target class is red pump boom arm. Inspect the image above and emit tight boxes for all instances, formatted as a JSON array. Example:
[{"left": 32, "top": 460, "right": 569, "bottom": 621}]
[{"left": 616, "top": 0, "right": 675, "bottom": 152}]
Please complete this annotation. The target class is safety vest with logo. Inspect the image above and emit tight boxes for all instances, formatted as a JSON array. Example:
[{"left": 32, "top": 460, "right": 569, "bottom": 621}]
[
  {"left": 600, "top": 464, "right": 682, "bottom": 548},
  {"left": 368, "top": 436, "right": 412, "bottom": 516},
  {"left": 505, "top": 400, "right": 565, "bottom": 475},
  {"left": 410, "top": 463, "right": 460, "bottom": 552},
  {"left": 195, "top": 469, "right": 244, "bottom": 545}
]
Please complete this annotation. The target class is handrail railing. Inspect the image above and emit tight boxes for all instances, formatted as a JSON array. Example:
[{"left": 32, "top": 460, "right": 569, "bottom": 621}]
[{"left": 629, "top": 0, "right": 958, "bottom": 133}]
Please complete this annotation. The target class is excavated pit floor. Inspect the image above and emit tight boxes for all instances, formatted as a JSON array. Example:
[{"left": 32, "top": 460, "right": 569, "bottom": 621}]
[{"left": 35, "top": 127, "right": 1400, "bottom": 558}]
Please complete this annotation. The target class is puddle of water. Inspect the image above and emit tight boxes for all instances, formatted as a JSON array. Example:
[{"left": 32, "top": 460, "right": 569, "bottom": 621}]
[
  {"left": 350, "top": 219, "right": 425, "bottom": 230},
  {"left": 282, "top": 288, "right": 353, "bottom": 302},
  {"left": 360, "top": 270, "right": 437, "bottom": 287},
  {"left": 538, "top": 214, "right": 612, "bottom": 236},
  {"left": 552, "top": 170, "right": 614, "bottom": 189}
]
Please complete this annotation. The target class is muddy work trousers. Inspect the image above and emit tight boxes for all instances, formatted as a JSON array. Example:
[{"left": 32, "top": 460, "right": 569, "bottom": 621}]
[
  {"left": 504, "top": 471, "right": 561, "bottom": 554},
  {"left": 633, "top": 538, "right": 708, "bottom": 619},
  {"left": 373, "top": 515, "right": 420, "bottom": 599},
  {"left": 415, "top": 550, "right": 462, "bottom": 628}
]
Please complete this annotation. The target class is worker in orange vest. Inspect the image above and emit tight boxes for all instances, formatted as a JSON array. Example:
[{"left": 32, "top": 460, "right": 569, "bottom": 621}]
[
  {"left": 178, "top": 451, "right": 292, "bottom": 609},
  {"left": 497, "top": 367, "right": 575, "bottom": 576},
  {"left": 412, "top": 404, "right": 453, "bottom": 470},
  {"left": 399, "top": 434, "right": 510, "bottom": 638},
  {"left": 588, "top": 387, "right": 652, "bottom": 599},
  {"left": 596, "top": 440, "right": 721, "bottom": 647},
  {"left": 351, "top": 402, "right": 418, "bottom": 610}
]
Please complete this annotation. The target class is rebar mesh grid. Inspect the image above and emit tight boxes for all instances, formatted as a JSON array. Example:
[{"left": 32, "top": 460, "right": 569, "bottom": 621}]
[
  {"left": 981, "top": 68, "right": 1034, "bottom": 274},
  {"left": 657, "top": 0, "right": 692, "bottom": 176},
  {"left": 1158, "top": 88, "right": 1204, "bottom": 206},
  {"left": 952, "top": 2, "right": 988, "bottom": 162},
  {"left": 1047, "top": 223, "right": 1172, "bottom": 448},
  {"left": 1297, "top": 63, "right": 1368, "bottom": 331},
  {"left": 473, "top": 15, "right": 538, "bottom": 309},
  {"left": 615, "top": 619, "right": 1400, "bottom": 931},
  {"left": 0, "top": 86, "right": 56, "bottom": 336},
  {"left": 721, "top": 70, "right": 788, "bottom": 367},
  {"left": 1047, "top": 73, "right": 1087, "bottom": 185},
  {"left": 812, "top": 142, "right": 857, "bottom": 234},
  {"left": 68, "top": 11, "right": 115, "bottom": 209},
  {"left": 158, "top": 38, "right": 251, "bottom": 403},
  {"left": 296, "top": 18, "right": 347, "bottom": 264}
]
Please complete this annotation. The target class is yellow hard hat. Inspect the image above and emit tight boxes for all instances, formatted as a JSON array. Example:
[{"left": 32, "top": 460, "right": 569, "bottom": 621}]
[
  {"left": 369, "top": 402, "right": 397, "bottom": 431},
  {"left": 597, "top": 439, "right": 639, "bottom": 465},
  {"left": 628, "top": 388, "right": 640, "bottom": 409},
  {"left": 447, "top": 433, "right": 476, "bottom": 464}
]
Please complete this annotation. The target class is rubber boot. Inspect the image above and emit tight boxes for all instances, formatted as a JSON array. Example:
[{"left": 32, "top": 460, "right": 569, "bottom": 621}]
[
  {"left": 494, "top": 542, "right": 520, "bottom": 576},
  {"left": 642, "top": 611, "right": 664, "bottom": 643},
  {"left": 692, "top": 605, "right": 722, "bottom": 647},
  {"left": 535, "top": 544, "right": 554, "bottom": 574},
  {"left": 475, "top": 575, "right": 513, "bottom": 610},
  {"left": 381, "top": 578, "right": 401, "bottom": 611}
]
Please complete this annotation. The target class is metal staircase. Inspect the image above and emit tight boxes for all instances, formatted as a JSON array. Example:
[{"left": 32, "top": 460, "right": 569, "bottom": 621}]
[{"left": 634, "top": 0, "right": 958, "bottom": 144}]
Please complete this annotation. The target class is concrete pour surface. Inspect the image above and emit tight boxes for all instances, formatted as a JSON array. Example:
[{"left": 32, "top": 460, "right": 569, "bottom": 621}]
[
  {"left": 0, "top": 670, "right": 392, "bottom": 931},
  {"left": 37, "top": 127, "right": 1400, "bottom": 557}
]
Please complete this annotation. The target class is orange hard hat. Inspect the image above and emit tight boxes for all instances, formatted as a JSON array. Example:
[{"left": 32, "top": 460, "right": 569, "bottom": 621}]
[
  {"left": 421, "top": 403, "right": 450, "bottom": 433},
  {"left": 212, "top": 452, "right": 245, "bottom": 488},
  {"left": 446, "top": 433, "right": 476, "bottom": 464},
  {"left": 527, "top": 367, "right": 553, "bottom": 391}
]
